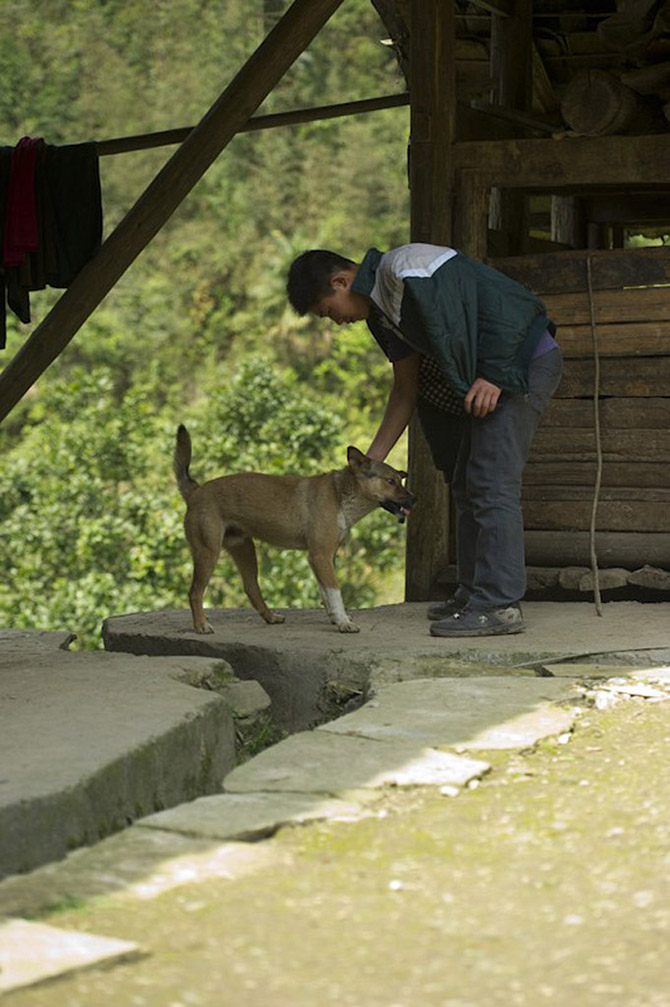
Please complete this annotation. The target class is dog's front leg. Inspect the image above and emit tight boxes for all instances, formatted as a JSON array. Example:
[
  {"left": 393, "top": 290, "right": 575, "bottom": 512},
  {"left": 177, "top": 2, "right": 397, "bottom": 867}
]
[{"left": 308, "top": 550, "right": 359, "bottom": 633}]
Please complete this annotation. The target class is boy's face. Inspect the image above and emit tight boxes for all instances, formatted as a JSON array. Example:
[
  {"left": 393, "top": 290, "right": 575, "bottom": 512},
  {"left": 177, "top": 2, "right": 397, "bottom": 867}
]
[{"left": 310, "top": 270, "right": 370, "bottom": 325}]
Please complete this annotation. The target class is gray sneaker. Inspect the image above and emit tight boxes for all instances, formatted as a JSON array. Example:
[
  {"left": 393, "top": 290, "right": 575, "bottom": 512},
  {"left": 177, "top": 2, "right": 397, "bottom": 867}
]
[
  {"left": 426, "top": 588, "right": 471, "bottom": 621},
  {"left": 430, "top": 604, "right": 524, "bottom": 637}
]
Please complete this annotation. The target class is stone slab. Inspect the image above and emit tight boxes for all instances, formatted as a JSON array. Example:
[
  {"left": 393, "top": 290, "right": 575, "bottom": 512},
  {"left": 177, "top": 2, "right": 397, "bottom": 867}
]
[
  {"left": 630, "top": 665, "right": 670, "bottom": 681},
  {"left": 539, "top": 661, "right": 664, "bottom": 679},
  {"left": 0, "top": 825, "right": 284, "bottom": 919},
  {"left": 223, "top": 730, "right": 490, "bottom": 795},
  {"left": 138, "top": 791, "right": 366, "bottom": 841},
  {"left": 318, "top": 677, "right": 578, "bottom": 750},
  {"left": 218, "top": 679, "right": 272, "bottom": 719},
  {"left": 0, "top": 918, "right": 139, "bottom": 994},
  {"left": 579, "top": 568, "right": 630, "bottom": 592},
  {"left": 0, "top": 628, "right": 75, "bottom": 655},
  {"left": 0, "top": 648, "right": 236, "bottom": 878}
]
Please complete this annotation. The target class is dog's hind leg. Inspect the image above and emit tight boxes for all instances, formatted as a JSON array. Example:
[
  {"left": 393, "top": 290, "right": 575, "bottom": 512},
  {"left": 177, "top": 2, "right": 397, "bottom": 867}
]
[
  {"left": 188, "top": 542, "right": 220, "bottom": 634},
  {"left": 226, "top": 537, "right": 285, "bottom": 625},
  {"left": 308, "top": 550, "right": 359, "bottom": 633}
]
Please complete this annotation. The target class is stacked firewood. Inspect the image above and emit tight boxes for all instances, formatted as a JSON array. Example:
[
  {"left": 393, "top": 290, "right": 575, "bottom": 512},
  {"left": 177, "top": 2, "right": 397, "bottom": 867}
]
[{"left": 561, "top": 0, "right": 670, "bottom": 133}]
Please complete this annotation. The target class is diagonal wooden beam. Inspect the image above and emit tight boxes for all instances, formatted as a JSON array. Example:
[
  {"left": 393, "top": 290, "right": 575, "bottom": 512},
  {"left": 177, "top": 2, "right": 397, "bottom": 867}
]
[{"left": 0, "top": 0, "right": 346, "bottom": 423}]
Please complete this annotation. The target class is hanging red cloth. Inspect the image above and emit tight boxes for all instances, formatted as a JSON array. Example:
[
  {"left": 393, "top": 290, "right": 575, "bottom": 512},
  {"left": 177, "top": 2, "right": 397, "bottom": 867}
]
[{"left": 3, "top": 136, "right": 44, "bottom": 268}]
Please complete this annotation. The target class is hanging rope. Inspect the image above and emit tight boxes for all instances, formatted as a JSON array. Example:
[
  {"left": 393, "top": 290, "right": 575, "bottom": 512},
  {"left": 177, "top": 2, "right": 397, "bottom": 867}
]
[{"left": 586, "top": 254, "right": 603, "bottom": 616}]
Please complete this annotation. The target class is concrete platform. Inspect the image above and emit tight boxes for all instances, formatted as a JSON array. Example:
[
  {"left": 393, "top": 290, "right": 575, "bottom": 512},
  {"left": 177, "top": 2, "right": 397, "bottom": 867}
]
[
  {"left": 103, "top": 602, "right": 670, "bottom": 729},
  {"left": 3, "top": 602, "right": 670, "bottom": 885}
]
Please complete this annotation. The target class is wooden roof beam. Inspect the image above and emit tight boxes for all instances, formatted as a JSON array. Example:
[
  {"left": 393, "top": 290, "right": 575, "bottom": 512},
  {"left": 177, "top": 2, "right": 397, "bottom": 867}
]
[{"left": 0, "top": 0, "right": 346, "bottom": 424}]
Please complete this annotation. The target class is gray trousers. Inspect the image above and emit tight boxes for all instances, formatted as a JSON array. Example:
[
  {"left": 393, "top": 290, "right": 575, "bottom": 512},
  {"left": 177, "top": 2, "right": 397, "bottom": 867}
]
[{"left": 451, "top": 348, "right": 564, "bottom": 610}]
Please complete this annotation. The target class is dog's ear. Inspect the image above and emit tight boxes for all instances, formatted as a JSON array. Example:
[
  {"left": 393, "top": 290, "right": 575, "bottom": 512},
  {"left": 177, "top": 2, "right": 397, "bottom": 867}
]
[{"left": 347, "top": 446, "right": 369, "bottom": 470}]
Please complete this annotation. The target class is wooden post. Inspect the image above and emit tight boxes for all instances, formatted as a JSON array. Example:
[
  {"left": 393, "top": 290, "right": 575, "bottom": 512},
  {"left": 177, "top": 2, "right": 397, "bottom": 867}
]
[
  {"left": 490, "top": 0, "right": 533, "bottom": 253},
  {"left": 0, "top": 0, "right": 346, "bottom": 423},
  {"left": 455, "top": 169, "right": 490, "bottom": 260},
  {"left": 405, "top": 0, "right": 456, "bottom": 601}
]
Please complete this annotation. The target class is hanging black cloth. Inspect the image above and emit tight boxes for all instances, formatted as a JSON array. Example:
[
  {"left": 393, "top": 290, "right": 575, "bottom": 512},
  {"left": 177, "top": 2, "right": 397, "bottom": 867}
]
[{"left": 0, "top": 138, "right": 102, "bottom": 349}]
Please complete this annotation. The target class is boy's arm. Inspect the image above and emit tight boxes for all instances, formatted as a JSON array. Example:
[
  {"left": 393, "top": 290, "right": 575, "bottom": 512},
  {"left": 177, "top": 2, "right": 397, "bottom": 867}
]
[{"left": 366, "top": 353, "right": 419, "bottom": 461}]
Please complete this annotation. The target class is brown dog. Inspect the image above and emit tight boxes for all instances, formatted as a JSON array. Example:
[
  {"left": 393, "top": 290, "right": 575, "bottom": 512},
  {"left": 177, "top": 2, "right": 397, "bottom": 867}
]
[{"left": 174, "top": 424, "right": 416, "bottom": 633}]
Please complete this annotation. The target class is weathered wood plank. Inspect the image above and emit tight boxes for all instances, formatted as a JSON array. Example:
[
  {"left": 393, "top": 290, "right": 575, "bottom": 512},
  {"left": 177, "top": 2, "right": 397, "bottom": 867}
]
[
  {"left": 540, "top": 397, "right": 670, "bottom": 429},
  {"left": 556, "top": 320, "right": 670, "bottom": 357},
  {"left": 490, "top": 247, "right": 670, "bottom": 294},
  {"left": 524, "top": 530, "right": 670, "bottom": 567},
  {"left": 543, "top": 286, "right": 670, "bottom": 326},
  {"left": 522, "top": 486, "right": 670, "bottom": 502},
  {"left": 555, "top": 357, "right": 670, "bottom": 397},
  {"left": 529, "top": 427, "right": 670, "bottom": 462},
  {"left": 523, "top": 499, "right": 670, "bottom": 532},
  {"left": 454, "top": 132, "right": 670, "bottom": 186},
  {"left": 523, "top": 461, "right": 670, "bottom": 488}
]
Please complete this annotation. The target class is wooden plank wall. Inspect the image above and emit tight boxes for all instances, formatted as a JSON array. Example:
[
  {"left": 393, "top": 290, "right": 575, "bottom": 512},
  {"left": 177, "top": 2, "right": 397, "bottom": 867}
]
[{"left": 490, "top": 247, "right": 670, "bottom": 568}]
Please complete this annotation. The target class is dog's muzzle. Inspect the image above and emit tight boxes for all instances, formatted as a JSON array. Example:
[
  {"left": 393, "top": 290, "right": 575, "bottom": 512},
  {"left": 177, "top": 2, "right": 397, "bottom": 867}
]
[{"left": 380, "top": 493, "right": 417, "bottom": 524}]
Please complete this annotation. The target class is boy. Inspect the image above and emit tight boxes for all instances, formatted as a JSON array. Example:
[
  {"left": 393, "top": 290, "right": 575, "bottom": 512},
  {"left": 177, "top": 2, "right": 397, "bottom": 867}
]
[{"left": 286, "top": 243, "right": 563, "bottom": 636}]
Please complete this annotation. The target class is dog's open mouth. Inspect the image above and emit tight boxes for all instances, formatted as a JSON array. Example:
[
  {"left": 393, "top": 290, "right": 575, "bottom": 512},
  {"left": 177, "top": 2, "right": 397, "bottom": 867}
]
[{"left": 380, "top": 499, "right": 415, "bottom": 524}]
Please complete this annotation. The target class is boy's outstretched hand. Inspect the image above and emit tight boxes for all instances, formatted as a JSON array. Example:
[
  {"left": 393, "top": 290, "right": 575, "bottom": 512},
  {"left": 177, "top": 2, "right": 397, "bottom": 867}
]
[{"left": 464, "top": 377, "right": 501, "bottom": 417}]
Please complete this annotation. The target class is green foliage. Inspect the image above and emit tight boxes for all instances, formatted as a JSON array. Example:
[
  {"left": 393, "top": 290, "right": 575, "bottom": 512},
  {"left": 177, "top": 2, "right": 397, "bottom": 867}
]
[
  {"left": 0, "top": 359, "right": 406, "bottom": 647},
  {"left": 0, "top": 0, "right": 411, "bottom": 646}
]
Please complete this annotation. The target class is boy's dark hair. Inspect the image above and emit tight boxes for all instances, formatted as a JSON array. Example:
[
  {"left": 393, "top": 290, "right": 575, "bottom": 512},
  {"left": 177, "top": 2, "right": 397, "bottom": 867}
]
[{"left": 286, "top": 249, "right": 356, "bottom": 315}]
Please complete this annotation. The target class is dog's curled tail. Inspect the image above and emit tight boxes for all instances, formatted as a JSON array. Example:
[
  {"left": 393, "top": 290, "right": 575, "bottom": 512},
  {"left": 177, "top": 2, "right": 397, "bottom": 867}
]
[{"left": 174, "top": 424, "right": 200, "bottom": 501}]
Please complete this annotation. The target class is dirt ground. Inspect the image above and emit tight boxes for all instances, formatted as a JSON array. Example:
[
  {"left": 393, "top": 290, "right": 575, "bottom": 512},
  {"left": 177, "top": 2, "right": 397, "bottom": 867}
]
[{"left": 5, "top": 694, "right": 670, "bottom": 1007}]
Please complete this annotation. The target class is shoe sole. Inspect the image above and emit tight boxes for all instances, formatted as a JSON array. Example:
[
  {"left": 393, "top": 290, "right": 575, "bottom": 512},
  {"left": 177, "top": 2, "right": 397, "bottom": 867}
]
[{"left": 430, "top": 622, "right": 525, "bottom": 638}]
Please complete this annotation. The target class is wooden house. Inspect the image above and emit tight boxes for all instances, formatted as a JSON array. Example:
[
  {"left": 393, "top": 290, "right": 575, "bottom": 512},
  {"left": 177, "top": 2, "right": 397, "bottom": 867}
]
[{"left": 371, "top": 0, "right": 670, "bottom": 603}]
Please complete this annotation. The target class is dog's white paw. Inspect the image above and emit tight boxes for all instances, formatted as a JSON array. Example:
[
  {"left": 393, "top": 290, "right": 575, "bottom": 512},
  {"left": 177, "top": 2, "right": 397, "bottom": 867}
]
[
  {"left": 195, "top": 621, "right": 214, "bottom": 634},
  {"left": 337, "top": 620, "right": 360, "bottom": 634},
  {"left": 263, "top": 611, "right": 286, "bottom": 625}
]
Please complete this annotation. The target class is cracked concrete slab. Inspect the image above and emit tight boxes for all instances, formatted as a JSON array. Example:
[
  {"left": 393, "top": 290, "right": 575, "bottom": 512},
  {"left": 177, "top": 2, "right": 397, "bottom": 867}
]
[
  {"left": 318, "top": 677, "right": 578, "bottom": 750},
  {"left": 223, "top": 730, "right": 490, "bottom": 795},
  {"left": 138, "top": 791, "right": 367, "bottom": 842}
]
